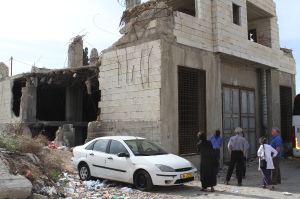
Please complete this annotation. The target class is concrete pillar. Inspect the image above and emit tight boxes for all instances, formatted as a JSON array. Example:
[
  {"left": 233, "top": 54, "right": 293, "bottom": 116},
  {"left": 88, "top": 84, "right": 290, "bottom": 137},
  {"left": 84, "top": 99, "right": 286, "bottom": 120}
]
[
  {"left": 20, "top": 80, "right": 37, "bottom": 122},
  {"left": 68, "top": 36, "right": 83, "bottom": 68},
  {"left": 89, "top": 48, "right": 99, "bottom": 66},
  {"left": 0, "top": 62, "right": 9, "bottom": 79},
  {"left": 65, "top": 87, "right": 82, "bottom": 121},
  {"left": 259, "top": 69, "right": 268, "bottom": 135}
]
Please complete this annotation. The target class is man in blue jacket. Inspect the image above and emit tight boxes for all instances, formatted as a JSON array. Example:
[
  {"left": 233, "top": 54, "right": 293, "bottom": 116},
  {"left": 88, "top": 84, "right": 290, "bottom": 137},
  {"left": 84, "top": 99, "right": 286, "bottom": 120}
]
[
  {"left": 209, "top": 130, "right": 222, "bottom": 175},
  {"left": 270, "top": 127, "right": 283, "bottom": 185}
]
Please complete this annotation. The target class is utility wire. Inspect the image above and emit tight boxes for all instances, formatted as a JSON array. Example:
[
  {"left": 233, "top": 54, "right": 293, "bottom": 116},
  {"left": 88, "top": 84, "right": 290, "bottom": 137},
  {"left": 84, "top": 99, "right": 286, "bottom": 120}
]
[
  {"left": 93, "top": 13, "right": 121, "bottom": 37},
  {"left": 4, "top": 58, "right": 11, "bottom": 64},
  {"left": 14, "top": 58, "right": 32, "bottom": 66},
  {"left": 83, "top": 38, "right": 95, "bottom": 48}
]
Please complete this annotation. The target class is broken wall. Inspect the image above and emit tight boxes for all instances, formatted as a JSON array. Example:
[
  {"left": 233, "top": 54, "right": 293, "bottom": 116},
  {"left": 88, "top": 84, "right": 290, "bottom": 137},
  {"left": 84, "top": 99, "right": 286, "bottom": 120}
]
[
  {"left": 68, "top": 36, "right": 83, "bottom": 68},
  {"left": 0, "top": 62, "right": 9, "bottom": 79},
  {"left": 0, "top": 77, "right": 22, "bottom": 131}
]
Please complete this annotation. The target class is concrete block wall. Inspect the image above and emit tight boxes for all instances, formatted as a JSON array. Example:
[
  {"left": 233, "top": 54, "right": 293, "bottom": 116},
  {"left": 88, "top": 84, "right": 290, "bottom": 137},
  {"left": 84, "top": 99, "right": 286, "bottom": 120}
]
[
  {"left": 99, "top": 40, "right": 162, "bottom": 121},
  {"left": 0, "top": 79, "right": 20, "bottom": 129},
  {"left": 174, "top": 1, "right": 213, "bottom": 51},
  {"left": 88, "top": 121, "right": 162, "bottom": 146},
  {"left": 172, "top": 0, "right": 295, "bottom": 75}
]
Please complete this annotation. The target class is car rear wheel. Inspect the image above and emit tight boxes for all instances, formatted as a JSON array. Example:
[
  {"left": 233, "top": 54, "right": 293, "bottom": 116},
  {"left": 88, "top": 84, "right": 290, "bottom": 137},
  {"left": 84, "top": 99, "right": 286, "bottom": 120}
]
[
  {"left": 78, "top": 163, "right": 91, "bottom": 181},
  {"left": 134, "top": 170, "right": 153, "bottom": 191}
]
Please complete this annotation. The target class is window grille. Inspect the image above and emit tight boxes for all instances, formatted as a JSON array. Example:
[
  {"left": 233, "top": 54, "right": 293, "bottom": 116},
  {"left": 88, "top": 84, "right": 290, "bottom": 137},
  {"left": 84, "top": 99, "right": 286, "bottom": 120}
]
[
  {"left": 178, "top": 66, "right": 206, "bottom": 155},
  {"left": 280, "top": 86, "right": 292, "bottom": 143}
]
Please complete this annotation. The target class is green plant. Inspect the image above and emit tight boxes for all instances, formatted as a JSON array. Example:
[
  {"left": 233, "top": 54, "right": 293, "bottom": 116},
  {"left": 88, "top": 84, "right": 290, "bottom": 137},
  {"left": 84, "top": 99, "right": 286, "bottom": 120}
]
[
  {"left": 0, "top": 135, "right": 20, "bottom": 151},
  {"left": 48, "top": 169, "right": 61, "bottom": 182},
  {"left": 0, "top": 134, "right": 44, "bottom": 154}
]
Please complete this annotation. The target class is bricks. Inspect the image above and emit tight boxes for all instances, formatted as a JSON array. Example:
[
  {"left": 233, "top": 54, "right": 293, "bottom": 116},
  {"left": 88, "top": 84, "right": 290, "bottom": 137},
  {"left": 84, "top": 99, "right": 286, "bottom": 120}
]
[
  {"left": 100, "top": 40, "right": 162, "bottom": 121},
  {"left": 98, "top": 0, "right": 295, "bottom": 123},
  {"left": 171, "top": 0, "right": 295, "bottom": 75}
]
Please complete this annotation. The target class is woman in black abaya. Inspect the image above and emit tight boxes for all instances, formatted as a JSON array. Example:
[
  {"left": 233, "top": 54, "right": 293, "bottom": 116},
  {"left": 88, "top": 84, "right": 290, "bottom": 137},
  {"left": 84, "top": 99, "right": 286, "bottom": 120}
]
[{"left": 196, "top": 131, "right": 217, "bottom": 192}]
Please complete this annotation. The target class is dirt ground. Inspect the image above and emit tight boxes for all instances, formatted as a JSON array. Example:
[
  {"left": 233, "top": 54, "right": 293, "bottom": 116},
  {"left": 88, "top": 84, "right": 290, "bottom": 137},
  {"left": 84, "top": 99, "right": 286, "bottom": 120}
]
[
  {"left": 148, "top": 158, "right": 300, "bottom": 199},
  {"left": 4, "top": 148, "right": 299, "bottom": 198},
  {"left": 61, "top": 150, "right": 300, "bottom": 199}
]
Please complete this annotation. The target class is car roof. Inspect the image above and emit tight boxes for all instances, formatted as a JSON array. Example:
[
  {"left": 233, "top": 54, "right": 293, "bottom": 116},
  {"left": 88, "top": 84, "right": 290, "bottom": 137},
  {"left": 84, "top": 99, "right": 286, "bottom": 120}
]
[{"left": 94, "top": 136, "right": 145, "bottom": 141}]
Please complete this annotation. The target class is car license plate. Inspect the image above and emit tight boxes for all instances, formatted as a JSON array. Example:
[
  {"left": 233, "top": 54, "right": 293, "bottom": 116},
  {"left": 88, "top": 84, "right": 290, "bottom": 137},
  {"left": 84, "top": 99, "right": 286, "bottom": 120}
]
[{"left": 181, "top": 172, "right": 192, "bottom": 179}]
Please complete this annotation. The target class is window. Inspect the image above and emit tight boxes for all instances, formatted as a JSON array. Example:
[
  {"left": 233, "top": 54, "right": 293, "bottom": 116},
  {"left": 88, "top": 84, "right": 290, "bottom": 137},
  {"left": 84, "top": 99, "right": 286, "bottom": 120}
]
[
  {"left": 109, "top": 140, "right": 127, "bottom": 155},
  {"left": 178, "top": 66, "right": 206, "bottom": 155},
  {"left": 92, "top": 139, "right": 109, "bottom": 152},
  {"left": 248, "top": 29, "right": 257, "bottom": 42},
  {"left": 233, "top": 3, "right": 240, "bottom": 25}
]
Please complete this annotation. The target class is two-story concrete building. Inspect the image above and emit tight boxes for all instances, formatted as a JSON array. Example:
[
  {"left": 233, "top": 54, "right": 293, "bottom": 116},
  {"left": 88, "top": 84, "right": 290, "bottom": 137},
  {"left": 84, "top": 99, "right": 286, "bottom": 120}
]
[{"left": 91, "top": 0, "right": 295, "bottom": 164}]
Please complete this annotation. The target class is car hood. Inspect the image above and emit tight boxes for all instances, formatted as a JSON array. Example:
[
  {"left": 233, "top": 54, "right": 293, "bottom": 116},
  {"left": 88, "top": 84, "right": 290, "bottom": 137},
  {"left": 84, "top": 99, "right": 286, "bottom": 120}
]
[{"left": 138, "top": 154, "right": 192, "bottom": 169}]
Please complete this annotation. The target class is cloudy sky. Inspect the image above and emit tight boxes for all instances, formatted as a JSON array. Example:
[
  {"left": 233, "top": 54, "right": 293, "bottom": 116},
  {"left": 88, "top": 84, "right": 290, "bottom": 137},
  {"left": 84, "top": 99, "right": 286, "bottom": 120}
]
[{"left": 0, "top": 0, "right": 299, "bottom": 92}]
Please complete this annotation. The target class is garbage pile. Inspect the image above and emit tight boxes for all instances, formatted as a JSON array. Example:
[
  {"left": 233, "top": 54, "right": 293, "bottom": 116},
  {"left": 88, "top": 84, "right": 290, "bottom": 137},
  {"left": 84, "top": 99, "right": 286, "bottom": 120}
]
[{"left": 34, "top": 172, "right": 173, "bottom": 199}]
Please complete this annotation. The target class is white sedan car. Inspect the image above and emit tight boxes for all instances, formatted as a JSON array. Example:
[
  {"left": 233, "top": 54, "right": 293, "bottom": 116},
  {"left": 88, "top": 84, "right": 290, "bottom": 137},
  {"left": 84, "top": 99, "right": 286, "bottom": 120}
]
[{"left": 71, "top": 136, "right": 197, "bottom": 191}]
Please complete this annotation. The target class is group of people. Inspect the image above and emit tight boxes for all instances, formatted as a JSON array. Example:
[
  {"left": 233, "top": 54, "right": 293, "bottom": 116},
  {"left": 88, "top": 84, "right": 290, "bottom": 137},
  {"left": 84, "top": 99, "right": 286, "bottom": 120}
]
[{"left": 196, "top": 127, "right": 282, "bottom": 192}]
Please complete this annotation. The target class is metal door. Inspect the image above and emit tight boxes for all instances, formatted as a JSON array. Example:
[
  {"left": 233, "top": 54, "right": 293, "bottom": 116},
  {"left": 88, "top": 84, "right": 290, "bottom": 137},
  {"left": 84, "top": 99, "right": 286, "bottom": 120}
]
[{"left": 222, "top": 85, "right": 256, "bottom": 161}]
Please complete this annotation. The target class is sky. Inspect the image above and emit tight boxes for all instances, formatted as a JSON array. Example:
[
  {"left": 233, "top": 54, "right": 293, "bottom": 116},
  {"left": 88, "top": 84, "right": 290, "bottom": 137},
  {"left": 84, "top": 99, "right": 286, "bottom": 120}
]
[{"left": 0, "top": 0, "right": 299, "bottom": 92}]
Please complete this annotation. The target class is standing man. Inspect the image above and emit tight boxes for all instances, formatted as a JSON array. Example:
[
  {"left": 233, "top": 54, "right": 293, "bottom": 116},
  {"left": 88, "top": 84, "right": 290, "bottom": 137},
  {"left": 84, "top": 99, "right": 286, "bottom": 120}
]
[
  {"left": 224, "top": 127, "right": 248, "bottom": 186},
  {"left": 209, "top": 130, "right": 222, "bottom": 175},
  {"left": 270, "top": 127, "right": 282, "bottom": 185}
]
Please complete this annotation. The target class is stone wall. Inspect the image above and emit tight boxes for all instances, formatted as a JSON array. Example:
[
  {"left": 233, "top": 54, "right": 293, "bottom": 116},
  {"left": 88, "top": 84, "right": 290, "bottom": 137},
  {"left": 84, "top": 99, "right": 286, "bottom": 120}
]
[
  {"left": 86, "top": 121, "right": 162, "bottom": 146},
  {"left": 172, "top": 0, "right": 295, "bottom": 74},
  {"left": 99, "top": 40, "right": 162, "bottom": 121},
  {"left": 0, "top": 78, "right": 20, "bottom": 128}
]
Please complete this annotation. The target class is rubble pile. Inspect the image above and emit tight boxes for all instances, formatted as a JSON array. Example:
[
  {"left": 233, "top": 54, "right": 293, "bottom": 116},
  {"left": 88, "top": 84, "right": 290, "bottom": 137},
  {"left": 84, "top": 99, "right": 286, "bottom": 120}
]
[{"left": 36, "top": 173, "right": 175, "bottom": 199}]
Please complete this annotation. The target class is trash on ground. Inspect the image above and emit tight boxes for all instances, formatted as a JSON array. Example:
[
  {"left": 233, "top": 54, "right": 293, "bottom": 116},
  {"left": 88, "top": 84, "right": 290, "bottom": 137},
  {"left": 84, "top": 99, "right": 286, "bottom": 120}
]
[{"left": 283, "top": 192, "right": 293, "bottom": 196}]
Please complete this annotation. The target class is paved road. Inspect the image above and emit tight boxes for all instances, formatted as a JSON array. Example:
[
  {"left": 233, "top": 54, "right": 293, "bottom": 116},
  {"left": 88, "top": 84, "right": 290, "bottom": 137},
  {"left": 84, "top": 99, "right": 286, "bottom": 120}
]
[{"left": 150, "top": 158, "right": 300, "bottom": 199}]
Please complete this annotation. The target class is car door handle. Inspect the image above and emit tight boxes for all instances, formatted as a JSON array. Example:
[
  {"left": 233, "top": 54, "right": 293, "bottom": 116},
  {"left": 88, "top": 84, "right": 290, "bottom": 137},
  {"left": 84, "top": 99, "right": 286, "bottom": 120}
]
[
  {"left": 89, "top": 153, "right": 94, "bottom": 156},
  {"left": 107, "top": 157, "right": 113, "bottom": 159}
]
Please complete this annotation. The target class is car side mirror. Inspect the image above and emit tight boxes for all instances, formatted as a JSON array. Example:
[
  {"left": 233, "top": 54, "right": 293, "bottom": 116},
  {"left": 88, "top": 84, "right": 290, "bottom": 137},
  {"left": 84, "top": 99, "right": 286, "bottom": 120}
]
[{"left": 117, "top": 152, "right": 130, "bottom": 157}]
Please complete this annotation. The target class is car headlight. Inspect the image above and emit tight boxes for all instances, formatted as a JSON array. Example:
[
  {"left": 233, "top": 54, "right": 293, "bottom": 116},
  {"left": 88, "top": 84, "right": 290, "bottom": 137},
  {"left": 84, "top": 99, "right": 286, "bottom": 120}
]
[{"left": 155, "top": 164, "right": 175, "bottom": 172}]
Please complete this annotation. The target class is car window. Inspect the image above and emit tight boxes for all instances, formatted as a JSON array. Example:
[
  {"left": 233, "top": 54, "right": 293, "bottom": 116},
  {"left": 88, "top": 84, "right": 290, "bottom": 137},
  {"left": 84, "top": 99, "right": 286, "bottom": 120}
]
[
  {"left": 93, "top": 139, "right": 109, "bottom": 152},
  {"left": 109, "top": 140, "right": 128, "bottom": 155},
  {"left": 85, "top": 141, "right": 96, "bottom": 150},
  {"left": 125, "top": 139, "right": 168, "bottom": 156}
]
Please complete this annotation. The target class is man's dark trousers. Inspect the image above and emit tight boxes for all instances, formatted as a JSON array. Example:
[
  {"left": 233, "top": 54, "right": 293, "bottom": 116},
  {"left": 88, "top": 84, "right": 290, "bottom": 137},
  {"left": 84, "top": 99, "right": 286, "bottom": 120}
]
[{"left": 226, "top": 150, "right": 244, "bottom": 184}]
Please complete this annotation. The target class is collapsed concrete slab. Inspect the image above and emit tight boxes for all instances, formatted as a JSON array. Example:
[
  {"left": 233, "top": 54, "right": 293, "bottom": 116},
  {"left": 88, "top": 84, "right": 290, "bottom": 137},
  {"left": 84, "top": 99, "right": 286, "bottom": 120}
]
[{"left": 0, "top": 154, "right": 32, "bottom": 199}]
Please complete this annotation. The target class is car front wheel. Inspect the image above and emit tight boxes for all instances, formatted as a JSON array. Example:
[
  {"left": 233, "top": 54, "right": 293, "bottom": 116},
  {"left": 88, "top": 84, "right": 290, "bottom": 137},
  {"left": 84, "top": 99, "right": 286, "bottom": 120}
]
[
  {"left": 78, "top": 163, "right": 91, "bottom": 181},
  {"left": 134, "top": 170, "right": 153, "bottom": 191}
]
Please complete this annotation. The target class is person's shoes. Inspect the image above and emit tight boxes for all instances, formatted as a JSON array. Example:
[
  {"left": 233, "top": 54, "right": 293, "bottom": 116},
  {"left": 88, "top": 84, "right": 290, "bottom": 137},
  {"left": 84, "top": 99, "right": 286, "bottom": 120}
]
[
  {"left": 269, "top": 186, "right": 275, "bottom": 191},
  {"left": 237, "top": 183, "right": 242, "bottom": 186},
  {"left": 210, "top": 187, "right": 215, "bottom": 192},
  {"left": 224, "top": 180, "right": 229, "bottom": 185},
  {"left": 262, "top": 185, "right": 266, "bottom": 189}
]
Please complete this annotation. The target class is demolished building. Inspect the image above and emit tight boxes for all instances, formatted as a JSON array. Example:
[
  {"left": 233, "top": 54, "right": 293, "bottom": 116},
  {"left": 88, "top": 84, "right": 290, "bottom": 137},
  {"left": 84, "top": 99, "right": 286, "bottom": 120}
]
[
  {"left": 0, "top": 36, "right": 100, "bottom": 146},
  {"left": 0, "top": 0, "right": 296, "bottom": 166}
]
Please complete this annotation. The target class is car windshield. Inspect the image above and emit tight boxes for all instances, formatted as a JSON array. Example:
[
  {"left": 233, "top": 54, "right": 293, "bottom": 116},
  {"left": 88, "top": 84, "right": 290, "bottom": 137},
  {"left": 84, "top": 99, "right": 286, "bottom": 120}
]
[{"left": 124, "top": 139, "right": 168, "bottom": 156}]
